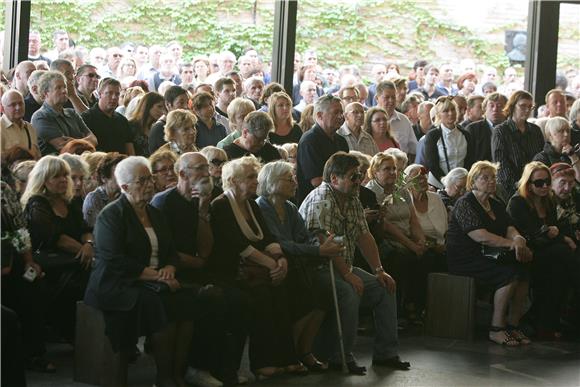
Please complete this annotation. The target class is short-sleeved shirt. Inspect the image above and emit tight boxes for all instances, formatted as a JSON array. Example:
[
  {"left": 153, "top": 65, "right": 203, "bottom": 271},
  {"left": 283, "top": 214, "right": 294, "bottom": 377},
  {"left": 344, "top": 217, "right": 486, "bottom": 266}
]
[
  {"left": 223, "top": 141, "right": 281, "bottom": 163},
  {"left": 195, "top": 119, "right": 227, "bottom": 149},
  {"left": 296, "top": 124, "right": 349, "bottom": 203},
  {"left": 81, "top": 104, "right": 132, "bottom": 153},
  {"left": 0, "top": 115, "right": 38, "bottom": 155},
  {"left": 31, "top": 102, "right": 92, "bottom": 155},
  {"left": 388, "top": 111, "right": 417, "bottom": 156},
  {"left": 299, "top": 182, "right": 369, "bottom": 268}
]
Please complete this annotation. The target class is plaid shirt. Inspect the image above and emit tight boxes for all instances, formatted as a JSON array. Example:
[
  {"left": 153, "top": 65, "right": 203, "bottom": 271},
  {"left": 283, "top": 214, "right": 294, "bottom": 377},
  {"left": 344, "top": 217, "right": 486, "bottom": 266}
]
[{"left": 299, "top": 182, "right": 369, "bottom": 268}]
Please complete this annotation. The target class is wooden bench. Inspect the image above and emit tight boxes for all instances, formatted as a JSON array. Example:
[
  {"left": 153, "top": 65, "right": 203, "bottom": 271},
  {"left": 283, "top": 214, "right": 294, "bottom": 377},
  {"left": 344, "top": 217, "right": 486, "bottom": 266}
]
[
  {"left": 74, "top": 301, "right": 115, "bottom": 386},
  {"left": 425, "top": 273, "right": 476, "bottom": 341}
]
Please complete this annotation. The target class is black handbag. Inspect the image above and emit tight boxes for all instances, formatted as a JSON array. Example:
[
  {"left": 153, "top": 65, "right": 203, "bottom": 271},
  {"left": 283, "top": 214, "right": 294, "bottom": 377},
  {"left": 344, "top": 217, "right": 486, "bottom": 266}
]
[
  {"left": 33, "top": 249, "right": 78, "bottom": 269},
  {"left": 141, "top": 280, "right": 171, "bottom": 293}
]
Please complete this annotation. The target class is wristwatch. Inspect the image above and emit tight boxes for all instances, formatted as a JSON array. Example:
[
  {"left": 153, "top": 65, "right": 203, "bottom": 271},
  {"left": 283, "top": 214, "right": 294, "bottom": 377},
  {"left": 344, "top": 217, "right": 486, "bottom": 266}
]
[
  {"left": 374, "top": 265, "right": 385, "bottom": 274},
  {"left": 85, "top": 240, "right": 94, "bottom": 246}
]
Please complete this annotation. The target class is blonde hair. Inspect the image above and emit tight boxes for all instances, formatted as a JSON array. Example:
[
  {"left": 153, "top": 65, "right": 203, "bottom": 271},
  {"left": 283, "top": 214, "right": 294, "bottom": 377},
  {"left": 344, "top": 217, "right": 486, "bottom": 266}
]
[
  {"left": 268, "top": 91, "right": 294, "bottom": 130},
  {"left": 222, "top": 155, "right": 261, "bottom": 192},
  {"left": 164, "top": 109, "right": 198, "bottom": 142},
  {"left": 466, "top": 161, "right": 498, "bottom": 191},
  {"left": 226, "top": 97, "right": 255, "bottom": 132},
  {"left": 200, "top": 146, "right": 227, "bottom": 163},
  {"left": 81, "top": 151, "right": 107, "bottom": 178},
  {"left": 21, "top": 155, "right": 73, "bottom": 207},
  {"left": 368, "top": 153, "right": 396, "bottom": 180},
  {"left": 434, "top": 97, "right": 459, "bottom": 126},
  {"left": 517, "top": 161, "right": 551, "bottom": 201}
]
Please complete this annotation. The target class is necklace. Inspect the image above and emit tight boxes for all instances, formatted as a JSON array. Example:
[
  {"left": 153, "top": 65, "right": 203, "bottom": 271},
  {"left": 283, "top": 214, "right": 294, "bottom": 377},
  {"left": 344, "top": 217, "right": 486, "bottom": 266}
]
[{"left": 475, "top": 195, "right": 492, "bottom": 212}]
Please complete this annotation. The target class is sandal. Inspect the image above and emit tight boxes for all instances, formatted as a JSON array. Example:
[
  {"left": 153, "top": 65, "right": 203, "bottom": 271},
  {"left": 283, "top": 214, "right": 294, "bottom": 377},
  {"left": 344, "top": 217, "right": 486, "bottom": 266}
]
[
  {"left": 300, "top": 352, "right": 328, "bottom": 372},
  {"left": 489, "top": 327, "right": 519, "bottom": 347},
  {"left": 507, "top": 326, "right": 532, "bottom": 345},
  {"left": 27, "top": 356, "right": 56, "bottom": 373}
]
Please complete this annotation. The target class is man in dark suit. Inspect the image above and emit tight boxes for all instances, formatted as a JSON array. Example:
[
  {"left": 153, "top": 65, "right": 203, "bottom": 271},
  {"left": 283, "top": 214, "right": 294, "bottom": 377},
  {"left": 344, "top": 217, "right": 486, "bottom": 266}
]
[{"left": 465, "top": 92, "right": 507, "bottom": 162}]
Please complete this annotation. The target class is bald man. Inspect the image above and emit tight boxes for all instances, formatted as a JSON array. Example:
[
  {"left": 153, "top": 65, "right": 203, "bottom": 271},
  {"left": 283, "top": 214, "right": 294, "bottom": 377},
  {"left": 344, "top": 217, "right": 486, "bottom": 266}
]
[
  {"left": 12, "top": 61, "right": 36, "bottom": 96},
  {"left": 1, "top": 90, "right": 41, "bottom": 159},
  {"left": 337, "top": 102, "right": 379, "bottom": 156}
]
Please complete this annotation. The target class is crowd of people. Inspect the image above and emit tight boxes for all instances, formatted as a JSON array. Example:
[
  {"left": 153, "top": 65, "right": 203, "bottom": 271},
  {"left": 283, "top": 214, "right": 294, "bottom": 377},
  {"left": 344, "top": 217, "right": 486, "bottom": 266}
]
[{"left": 1, "top": 30, "right": 580, "bottom": 387}]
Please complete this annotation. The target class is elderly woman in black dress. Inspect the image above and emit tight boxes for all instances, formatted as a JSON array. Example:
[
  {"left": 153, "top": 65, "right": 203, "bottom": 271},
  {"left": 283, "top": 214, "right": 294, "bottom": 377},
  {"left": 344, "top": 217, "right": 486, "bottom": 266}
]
[
  {"left": 447, "top": 161, "right": 532, "bottom": 346},
  {"left": 256, "top": 161, "right": 343, "bottom": 371},
  {"left": 84, "top": 156, "right": 194, "bottom": 387},
  {"left": 209, "top": 156, "right": 306, "bottom": 379}
]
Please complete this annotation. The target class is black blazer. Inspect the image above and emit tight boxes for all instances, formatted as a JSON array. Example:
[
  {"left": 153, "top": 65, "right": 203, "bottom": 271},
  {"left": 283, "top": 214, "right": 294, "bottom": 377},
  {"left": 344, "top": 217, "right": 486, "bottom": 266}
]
[
  {"left": 84, "top": 194, "right": 178, "bottom": 311},
  {"left": 465, "top": 119, "right": 495, "bottom": 162},
  {"left": 424, "top": 126, "right": 474, "bottom": 183}
]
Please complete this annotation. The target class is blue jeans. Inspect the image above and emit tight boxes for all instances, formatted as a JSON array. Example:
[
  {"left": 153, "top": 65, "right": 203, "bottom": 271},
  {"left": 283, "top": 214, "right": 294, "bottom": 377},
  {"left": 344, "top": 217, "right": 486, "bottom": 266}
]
[{"left": 314, "top": 266, "right": 399, "bottom": 363}]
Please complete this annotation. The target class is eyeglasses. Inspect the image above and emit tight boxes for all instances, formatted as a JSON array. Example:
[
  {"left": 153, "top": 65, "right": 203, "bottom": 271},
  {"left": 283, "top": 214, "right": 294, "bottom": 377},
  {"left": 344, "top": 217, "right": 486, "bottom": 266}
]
[
  {"left": 132, "top": 175, "right": 154, "bottom": 185},
  {"left": 112, "top": 54, "right": 123, "bottom": 58},
  {"left": 531, "top": 178, "right": 551, "bottom": 188},
  {"left": 84, "top": 73, "right": 101, "bottom": 79},
  {"left": 350, "top": 172, "right": 363, "bottom": 182},
  {"left": 210, "top": 158, "right": 226, "bottom": 167},
  {"left": 153, "top": 166, "right": 174, "bottom": 174}
]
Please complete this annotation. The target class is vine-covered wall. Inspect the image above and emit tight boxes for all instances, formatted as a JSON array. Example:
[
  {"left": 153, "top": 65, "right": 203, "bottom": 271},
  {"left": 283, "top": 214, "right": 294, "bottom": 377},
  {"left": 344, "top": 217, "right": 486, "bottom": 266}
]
[{"left": 1, "top": 0, "right": 578, "bottom": 77}]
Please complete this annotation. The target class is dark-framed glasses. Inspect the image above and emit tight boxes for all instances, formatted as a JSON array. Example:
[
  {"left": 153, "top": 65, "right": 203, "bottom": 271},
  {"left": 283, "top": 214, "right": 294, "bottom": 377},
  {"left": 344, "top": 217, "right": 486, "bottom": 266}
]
[{"left": 210, "top": 158, "right": 226, "bottom": 167}]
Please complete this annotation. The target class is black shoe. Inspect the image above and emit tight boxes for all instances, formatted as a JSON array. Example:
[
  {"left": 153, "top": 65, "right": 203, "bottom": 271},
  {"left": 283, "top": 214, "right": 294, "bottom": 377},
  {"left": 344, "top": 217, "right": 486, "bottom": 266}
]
[
  {"left": 372, "top": 356, "right": 411, "bottom": 370},
  {"left": 329, "top": 361, "right": 367, "bottom": 375}
]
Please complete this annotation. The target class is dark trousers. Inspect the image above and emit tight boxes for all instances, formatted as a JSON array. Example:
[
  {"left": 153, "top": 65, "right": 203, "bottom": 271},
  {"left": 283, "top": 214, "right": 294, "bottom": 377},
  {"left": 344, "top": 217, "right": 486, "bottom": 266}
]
[{"left": 1, "top": 305, "right": 27, "bottom": 387}]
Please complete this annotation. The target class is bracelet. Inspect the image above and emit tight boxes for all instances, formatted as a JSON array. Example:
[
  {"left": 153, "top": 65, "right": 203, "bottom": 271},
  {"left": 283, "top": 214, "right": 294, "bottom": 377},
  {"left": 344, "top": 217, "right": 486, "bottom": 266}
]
[{"left": 374, "top": 265, "right": 385, "bottom": 274}]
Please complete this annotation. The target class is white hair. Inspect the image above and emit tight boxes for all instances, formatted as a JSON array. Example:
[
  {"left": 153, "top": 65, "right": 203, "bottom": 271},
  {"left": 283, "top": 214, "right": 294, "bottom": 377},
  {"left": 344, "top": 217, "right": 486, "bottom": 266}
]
[
  {"left": 257, "top": 161, "right": 294, "bottom": 198},
  {"left": 114, "top": 156, "right": 151, "bottom": 192},
  {"left": 383, "top": 148, "right": 408, "bottom": 168},
  {"left": 221, "top": 155, "right": 261, "bottom": 192},
  {"left": 441, "top": 167, "right": 468, "bottom": 189}
]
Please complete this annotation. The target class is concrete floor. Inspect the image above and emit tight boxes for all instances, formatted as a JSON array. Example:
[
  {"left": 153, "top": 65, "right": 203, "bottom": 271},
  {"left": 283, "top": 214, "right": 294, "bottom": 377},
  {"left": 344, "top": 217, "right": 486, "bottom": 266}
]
[{"left": 26, "top": 328, "right": 580, "bottom": 387}]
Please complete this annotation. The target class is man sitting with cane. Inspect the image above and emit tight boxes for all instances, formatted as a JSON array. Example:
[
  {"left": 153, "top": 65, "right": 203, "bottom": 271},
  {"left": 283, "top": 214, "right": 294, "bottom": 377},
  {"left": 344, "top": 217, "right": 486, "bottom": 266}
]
[{"left": 299, "top": 151, "right": 411, "bottom": 375}]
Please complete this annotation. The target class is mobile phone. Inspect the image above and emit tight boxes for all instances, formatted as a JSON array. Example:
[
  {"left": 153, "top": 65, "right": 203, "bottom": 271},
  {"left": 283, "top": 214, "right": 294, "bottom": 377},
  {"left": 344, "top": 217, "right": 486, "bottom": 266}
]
[{"left": 22, "top": 265, "right": 37, "bottom": 282}]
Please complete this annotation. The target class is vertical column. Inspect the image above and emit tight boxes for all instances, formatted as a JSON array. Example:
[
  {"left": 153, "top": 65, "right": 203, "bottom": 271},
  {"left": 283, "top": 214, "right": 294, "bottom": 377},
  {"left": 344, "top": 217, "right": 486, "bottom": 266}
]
[
  {"left": 524, "top": 0, "right": 560, "bottom": 108},
  {"left": 271, "top": 0, "right": 297, "bottom": 94},
  {"left": 3, "top": 0, "right": 31, "bottom": 71}
]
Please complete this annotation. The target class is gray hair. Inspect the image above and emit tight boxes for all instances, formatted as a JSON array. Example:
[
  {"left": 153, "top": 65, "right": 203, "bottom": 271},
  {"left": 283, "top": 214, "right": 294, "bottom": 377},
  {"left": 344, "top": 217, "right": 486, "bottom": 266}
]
[
  {"left": 257, "top": 161, "right": 294, "bottom": 197},
  {"left": 221, "top": 155, "right": 261, "bottom": 192},
  {"left": 1, "top": 89, "right": 23, "bottom": 106},
  {"left": 383, "top": 148, "right": 408, "bottom": 169},
  {"left": 403, "top": 163, "right": 423, "bottom": 179},
  {"left": 200, "top": 146, "right": 227, "bottom": 163},
  {"left": 114, "top": 156, "right": 151, "bottom": 192},
  {"left": 418, "top": 101, "right": 434, "bottom": 115},
  {"left": 441, "top": 167, "right": 468, "bottom": 189},
  {"left": 545, "top": 116, "right": 570, "bottom": 137},
  {"left": 38, "top": 71, "right": 66, "bottom": 96},
  {"left": 27, "top": 69, "right": 47, "bottom": 90},
  {"left": 243, "top": 76, "right": 264, "bottom": 92},
  {"left": 59, "top": 153, "right": 89, "bottom": 177},
  {"left": 242, "top": 111, "right": 273, "bottom": 138},
  {"left": 313, "top": 94, "right": 341, "bottom": 116},
  {"left": 175, "top": 152, "right": 207, "bottom": 174},
  {"left": 569, "top": 98, "right": 580, "bottom": 122}
]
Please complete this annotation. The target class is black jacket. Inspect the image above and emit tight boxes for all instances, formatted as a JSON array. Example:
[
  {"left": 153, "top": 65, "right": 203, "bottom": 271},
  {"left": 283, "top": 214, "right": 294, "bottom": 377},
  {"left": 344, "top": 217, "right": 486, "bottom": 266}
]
[
  {"left": 465, "top": 119, "right": 496, "bottom": 162},
  {"left": 424, "top": 125, "right": 474, "bottom": 183},
  {"left": 84, "top": 194, "right": 178, "bottom": 311}
]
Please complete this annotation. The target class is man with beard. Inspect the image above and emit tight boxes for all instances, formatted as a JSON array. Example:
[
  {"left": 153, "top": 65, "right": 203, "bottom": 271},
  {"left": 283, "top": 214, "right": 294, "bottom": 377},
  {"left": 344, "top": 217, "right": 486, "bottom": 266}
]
[
  {"left": 299, "top": 152, "right": 410, "bottom": 375},
  {"left": 465, "top": 92, "right": 508, "bottom": 162},
  {"left": 81, "top": 78, "right": 134, "bottom": 154},
  {"left": 150, "top": 152, "right": 244, "bottom": 386}
]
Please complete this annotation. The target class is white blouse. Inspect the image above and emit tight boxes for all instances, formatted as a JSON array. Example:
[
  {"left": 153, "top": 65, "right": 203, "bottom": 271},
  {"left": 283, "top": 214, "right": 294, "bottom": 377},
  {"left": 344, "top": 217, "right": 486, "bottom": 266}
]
[
  {"left": 144, "top": 227, "right": 159, "bottom": 269},
  {"left": 412, "top": 191, "right": 448, "bottom": 244}
]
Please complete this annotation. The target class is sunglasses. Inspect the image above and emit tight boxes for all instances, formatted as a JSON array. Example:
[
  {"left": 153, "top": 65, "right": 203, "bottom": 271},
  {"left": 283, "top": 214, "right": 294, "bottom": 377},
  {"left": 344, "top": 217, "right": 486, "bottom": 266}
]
[
  {"left": 531, "top": 178, "right": 551, "bottom": 188},
  {"left": 350, "top": 172, "right": 363, "bottom": 182},
  {"left": 210, "top": 158, "right": 226, "bottom": 167}
]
